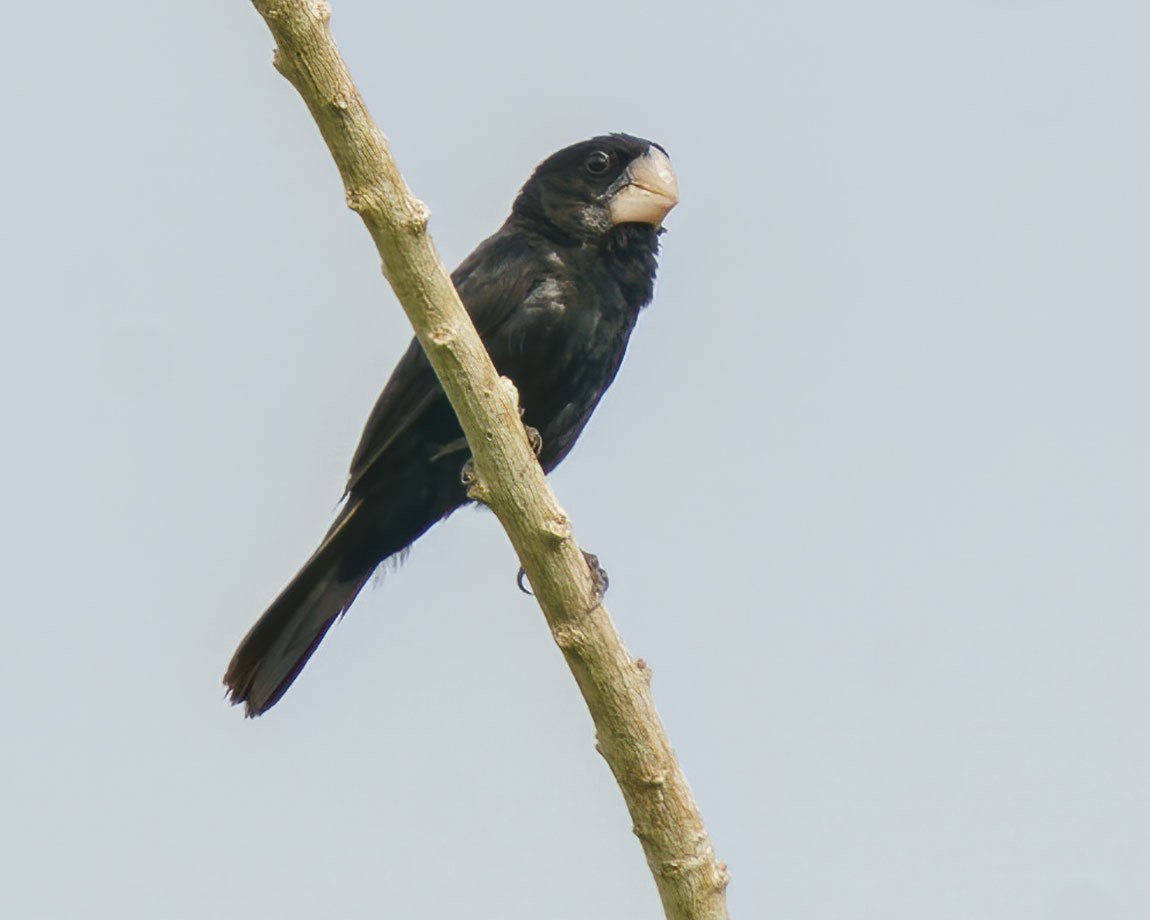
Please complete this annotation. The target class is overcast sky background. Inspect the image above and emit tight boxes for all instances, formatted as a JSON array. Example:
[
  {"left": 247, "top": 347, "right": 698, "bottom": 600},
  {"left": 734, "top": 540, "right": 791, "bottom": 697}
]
[{"left": 2, "top": 1, "right": 1147, "bottom": 917}]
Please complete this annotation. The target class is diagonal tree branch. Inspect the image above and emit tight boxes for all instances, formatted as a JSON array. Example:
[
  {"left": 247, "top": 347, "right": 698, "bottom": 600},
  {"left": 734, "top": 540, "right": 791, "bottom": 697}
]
[{"left": 245, "top": 2, "right": 729, "bottom": 917}]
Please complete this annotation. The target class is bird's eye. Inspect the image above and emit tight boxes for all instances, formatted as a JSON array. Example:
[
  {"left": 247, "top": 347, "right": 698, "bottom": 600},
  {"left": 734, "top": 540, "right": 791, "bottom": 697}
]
[{"left": 585, "top": 150, "right": 611, "bottom": 176}]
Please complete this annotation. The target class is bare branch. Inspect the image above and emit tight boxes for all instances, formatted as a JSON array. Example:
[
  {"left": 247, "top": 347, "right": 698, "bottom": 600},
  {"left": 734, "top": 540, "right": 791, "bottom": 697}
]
[{"left": 246, "top": 2, "right": 729, "bottom": 916}]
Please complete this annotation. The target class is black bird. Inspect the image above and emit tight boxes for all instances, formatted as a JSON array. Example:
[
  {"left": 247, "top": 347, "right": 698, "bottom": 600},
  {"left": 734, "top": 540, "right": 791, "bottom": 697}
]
[{"left": 225, "top": 134, "right": 678, "bottom": 716}]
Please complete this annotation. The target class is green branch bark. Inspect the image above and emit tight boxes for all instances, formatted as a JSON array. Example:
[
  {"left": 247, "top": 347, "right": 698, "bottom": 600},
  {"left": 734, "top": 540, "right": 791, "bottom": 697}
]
[{"left": 246, "top": 2, "right": 729, "bottom": 916}]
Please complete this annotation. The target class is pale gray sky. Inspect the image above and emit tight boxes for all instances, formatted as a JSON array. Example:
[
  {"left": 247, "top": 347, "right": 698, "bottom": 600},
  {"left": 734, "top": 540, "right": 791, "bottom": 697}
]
[{"left": 2, "top": 1, "right": 1148, "bottom": 917}]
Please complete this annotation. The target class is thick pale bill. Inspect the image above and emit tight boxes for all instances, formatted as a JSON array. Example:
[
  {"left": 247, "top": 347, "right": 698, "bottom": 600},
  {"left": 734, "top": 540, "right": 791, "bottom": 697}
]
[{"left": 608, "top": 147, "right": 680, "bottom": 227}]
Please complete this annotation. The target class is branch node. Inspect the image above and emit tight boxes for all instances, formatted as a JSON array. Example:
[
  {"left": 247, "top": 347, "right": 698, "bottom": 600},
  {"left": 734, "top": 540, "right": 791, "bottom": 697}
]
[
  {"left": 461, "top": 460, "right": 491, "bottom": 504},
  {"left": 497, "top": 375, "right": 521, "bottom": 411},
  {"left": 428, "top": 324, "right": 455, "bottom": 348},
  {"left": 466, "top": 480, "right": 492, "bottom": 504},
  {"left": 270, "top": 46, "right": 289, "bottom": 77},
  {"left": 640, "top": 770, "right": 668, "bottom": 790},
  {"left": 659, "top": 857, "right": 696, "bottom": 878},
  {"left": 543, "top": 514, "right": 572, "bottom": 545},
  {"left": 345, "top": 186, "right": 377, "bottom": 214},
  {"left": 635, "top": 658, "right": 653, "bottom": 686},
  {"left": 551, "top": 623, "right": 586, "bottom": 650},
  {"left": 400, "top": 200, "right": 431, "bottom": 235}
]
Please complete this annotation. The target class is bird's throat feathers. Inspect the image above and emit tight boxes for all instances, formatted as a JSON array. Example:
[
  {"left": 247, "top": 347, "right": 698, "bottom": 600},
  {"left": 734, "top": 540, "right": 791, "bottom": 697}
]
[{"left": 603, "top": 222, "right": 663, "bottom": 310}]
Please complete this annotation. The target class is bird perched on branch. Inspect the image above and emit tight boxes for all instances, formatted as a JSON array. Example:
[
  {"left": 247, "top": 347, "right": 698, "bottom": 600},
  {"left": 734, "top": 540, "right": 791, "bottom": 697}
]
[{"left": 225, "top": 134, "right": 679, "bottom": 716}]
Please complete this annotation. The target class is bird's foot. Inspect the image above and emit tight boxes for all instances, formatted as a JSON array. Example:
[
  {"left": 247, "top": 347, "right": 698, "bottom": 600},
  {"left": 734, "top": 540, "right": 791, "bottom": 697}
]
[
  {"left": 515, "top": 550, "right": 609, "bottom": 603},
  {"left": 524, "top": 425, "right": 543, "bottom": 456},
  {"left": 582, "top": 551, "right": 609, "bottom": 602},
  {"left": 461, "top": 458, "right": 491, "bottom": 503}
]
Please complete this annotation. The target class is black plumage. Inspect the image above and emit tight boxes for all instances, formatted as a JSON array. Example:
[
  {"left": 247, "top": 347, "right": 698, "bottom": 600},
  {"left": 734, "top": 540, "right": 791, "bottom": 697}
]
[{"left": 224, "top": 134, "right": 678, "bottom": 715}]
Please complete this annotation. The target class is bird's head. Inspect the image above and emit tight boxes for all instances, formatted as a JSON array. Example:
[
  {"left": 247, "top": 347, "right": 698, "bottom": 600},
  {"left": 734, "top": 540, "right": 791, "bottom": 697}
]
[{"left": 511, "top": 134, "right": 679, "bottom": 243}]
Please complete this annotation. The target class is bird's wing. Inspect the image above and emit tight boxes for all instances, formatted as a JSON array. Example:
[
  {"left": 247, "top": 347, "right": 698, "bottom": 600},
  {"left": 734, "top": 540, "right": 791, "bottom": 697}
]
[{"left": 343, "top": 228, "right": 548, "bottom": 494}]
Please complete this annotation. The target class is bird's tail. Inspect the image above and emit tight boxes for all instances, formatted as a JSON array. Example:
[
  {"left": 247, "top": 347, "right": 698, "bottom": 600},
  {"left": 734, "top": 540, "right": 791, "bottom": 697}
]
[{"left": 224, "top": 499, "right": 373, "bottom": 717}]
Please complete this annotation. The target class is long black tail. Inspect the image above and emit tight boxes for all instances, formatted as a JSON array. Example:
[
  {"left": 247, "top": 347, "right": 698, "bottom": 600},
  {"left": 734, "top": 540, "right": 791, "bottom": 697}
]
[{"left": 224, "top": 499, "right": 373, "bottom": 717}]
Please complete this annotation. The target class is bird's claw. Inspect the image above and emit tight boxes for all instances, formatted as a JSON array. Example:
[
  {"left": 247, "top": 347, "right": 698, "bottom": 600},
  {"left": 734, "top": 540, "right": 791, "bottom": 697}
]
[
  {"left": 516, "top": 566, "right": 533, "bottom": 596},
  {"left": 524, "top": 425, "right": 543, "bottom": 456}
]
